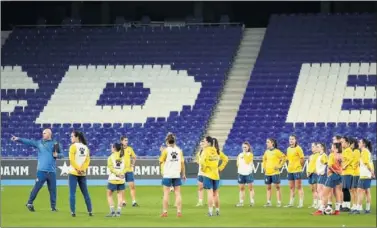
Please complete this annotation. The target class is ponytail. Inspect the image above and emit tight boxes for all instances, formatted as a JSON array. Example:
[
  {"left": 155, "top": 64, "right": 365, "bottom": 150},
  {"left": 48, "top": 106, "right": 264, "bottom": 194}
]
[
  {"left": 350, "top": 137, "right": 359, "bottom": 150},
  {"left": 120, "top": 144, "right": 124, "bottom": 158},
  {"left": 362, "top": 138, "right": 372, "bottom": 152},
  {"left": 213, "top": 138, "right": 220, "bottom": 155},
  {"left": 113, "top": 143, "right": 123, "bottom": 156}
]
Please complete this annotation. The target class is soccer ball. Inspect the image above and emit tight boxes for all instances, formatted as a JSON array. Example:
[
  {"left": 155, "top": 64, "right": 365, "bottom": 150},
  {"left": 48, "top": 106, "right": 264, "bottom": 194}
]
[
  {"left": 323, "top": 206, "right": 334, "bottom": 215},
  {"left": 170, "top": 187, "right": 174, "bottom": 192}
]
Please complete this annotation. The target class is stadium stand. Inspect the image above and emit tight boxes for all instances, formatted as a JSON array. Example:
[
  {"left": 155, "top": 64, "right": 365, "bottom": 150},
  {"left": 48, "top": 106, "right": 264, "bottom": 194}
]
[
  {"left": 1, "top": 13, "right": 376, "bottom": 159},
  {"left": 224, "top": 13, "right": 377, "bottom": 156},
  {"left": 1, "top": 26, "right": 243, "bottom": 157}
]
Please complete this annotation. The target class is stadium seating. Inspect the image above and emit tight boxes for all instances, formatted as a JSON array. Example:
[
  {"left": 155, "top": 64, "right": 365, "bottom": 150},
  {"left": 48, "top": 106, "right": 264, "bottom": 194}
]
[
  {"left": 224, "top": 13, "right": 377, "bottom": 156},
  {"left": 1, "top": 26, "right": 243, "bottom": 157}
]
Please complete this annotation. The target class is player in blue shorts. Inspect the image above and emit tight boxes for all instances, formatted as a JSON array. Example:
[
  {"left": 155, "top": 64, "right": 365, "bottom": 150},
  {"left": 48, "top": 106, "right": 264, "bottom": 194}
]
[
  {"left": 307, "top": 143, "right": 320, "bottom": 209},
  {"left": 120, "top": 136, "right": 139, "bottom": 207},
  {"left": 313, "top": 142, "right": 343, "bottom": 216},
  {"left": 352, "top": 138, "right": 375, "bottom": 214},
  {"left": 262, "top": 138, "right": 286, "bottom": 208},
  {"left": 200, "top": 137, "right": 228, "bottom": 216},
  {"left": 285, "top": 135, "right": 305, "bottom": 208},
  {"left": 235, "top": 142, "right": 255, "bottom": 207},
  {"left": 159, "top": 133, "right": 186, "bottom": 217},
  {"left": 315, "top": 143, "right": 328, "bottom": 210},
  {"left": 349, "top": 138, "right": 361, "bottom": 212},
  {"left": 340, "top": 136, "right": 353, "bottom": 212},
  {"left": 106, "top": 143, "right": 127, "bottom": 217}
]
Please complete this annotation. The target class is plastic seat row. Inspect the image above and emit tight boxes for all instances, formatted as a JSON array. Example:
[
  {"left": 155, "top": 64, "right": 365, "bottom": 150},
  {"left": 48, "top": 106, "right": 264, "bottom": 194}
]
[
  {"left": 226, "top": 13, "right": 377, "bottom": 156},
  {"left": 1, "top": 25, "right": 243, "bottom": 157}
]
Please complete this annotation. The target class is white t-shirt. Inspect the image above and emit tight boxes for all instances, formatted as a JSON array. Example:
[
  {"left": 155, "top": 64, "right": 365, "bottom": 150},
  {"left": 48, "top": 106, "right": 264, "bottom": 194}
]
[
  {"left": 69, "top": 143, "right": 89, "bottom": 173},
  {"left": 237, "top": 152, "right": 254, "bottom": 175},
  {"left": 316, "top": 153, "right": 327, "bottom": 175},
  {"left": 161, "top": 146, "right": 183, "bottom": 179},
  {"left": 360, "top": 149, "right": 374, "bottom": 178}
]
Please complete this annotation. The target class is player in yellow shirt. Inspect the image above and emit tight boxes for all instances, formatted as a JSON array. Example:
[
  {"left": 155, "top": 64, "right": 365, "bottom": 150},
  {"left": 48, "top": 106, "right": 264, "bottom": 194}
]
[
  {"left": 235, "top": 142, "right": 255, "bottom": 207},
  {"left": 285, "top": 135, "right": 305, "bottom": 208},
  {"left": 200, "top": 136, "right": 228, "bottom": 216},
  {"left": 307, "top": 143, "right": 320, "bottom": 209},
  {"left": 340, "top": 136, "right": 354, "bottom": 212},
  {"left": 313, "top": 142, "right": 343, "bottom": 216},
  {"left": 68, "top": 131, "right": 93, "bottom": 217},
  {"left": 352, "top": 138, "right": 375, "bottom": 214},
  {"left": 106, "top": 143, "right": 127, "bottom": 217},
  {"left": 315, "top": 143, "right": 328, "bottom": 210},
  {"left": 349, "top": 138, "right": 361, "bottom": 212},
  {"left": 262, "top": 138, "right": 286, "bottom": 207},
  {"left": 120, "top": 136, "right": 138, "bottom": 207}
]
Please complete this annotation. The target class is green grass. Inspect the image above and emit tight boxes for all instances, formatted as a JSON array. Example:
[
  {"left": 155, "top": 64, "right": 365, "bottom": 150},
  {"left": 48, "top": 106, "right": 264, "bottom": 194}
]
[{"left": 1, "top": 186, "right": 376, "bottom": 227}]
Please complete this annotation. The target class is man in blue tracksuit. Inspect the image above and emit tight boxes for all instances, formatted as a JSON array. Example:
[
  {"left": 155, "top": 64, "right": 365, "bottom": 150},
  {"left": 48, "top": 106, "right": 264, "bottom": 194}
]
[{"left": 11, "top": 128, "right": 63, "bottom": 212}]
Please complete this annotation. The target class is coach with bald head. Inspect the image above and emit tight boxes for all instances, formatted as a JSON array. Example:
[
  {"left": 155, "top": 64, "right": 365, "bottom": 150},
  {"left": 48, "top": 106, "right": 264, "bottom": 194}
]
[{"left": 11, "top": 128, "right": 63, "bottom": 212}]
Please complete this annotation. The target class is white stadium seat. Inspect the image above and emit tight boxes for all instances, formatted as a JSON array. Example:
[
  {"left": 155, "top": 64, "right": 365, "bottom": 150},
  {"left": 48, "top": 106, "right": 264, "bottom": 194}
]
[{"left": 36, "top": 65, "right": 202, "bottom": 124}]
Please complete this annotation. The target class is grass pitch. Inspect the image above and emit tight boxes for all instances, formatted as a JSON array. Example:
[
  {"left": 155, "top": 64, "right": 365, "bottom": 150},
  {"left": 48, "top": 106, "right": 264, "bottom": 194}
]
[{"left": 1, "top": 186, "right": 376, "bottom": 227}]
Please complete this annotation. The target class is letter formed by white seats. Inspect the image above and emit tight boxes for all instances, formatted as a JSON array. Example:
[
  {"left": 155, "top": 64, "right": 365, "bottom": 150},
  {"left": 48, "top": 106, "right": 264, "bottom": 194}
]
[
  {"left": 0, "top": 66, "right": 39, "bottom": 113},
  {"left": 287, "top": 62, "right": 377, "bottom": 124},
  {"left": 36, "top": 65, "right": 202, "bottom": 124}
]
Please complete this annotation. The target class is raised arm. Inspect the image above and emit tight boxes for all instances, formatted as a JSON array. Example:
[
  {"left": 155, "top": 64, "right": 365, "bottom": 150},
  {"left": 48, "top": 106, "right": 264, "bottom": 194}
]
[{"left": 11, "top": 135, "right": 39, "bottom": 148}]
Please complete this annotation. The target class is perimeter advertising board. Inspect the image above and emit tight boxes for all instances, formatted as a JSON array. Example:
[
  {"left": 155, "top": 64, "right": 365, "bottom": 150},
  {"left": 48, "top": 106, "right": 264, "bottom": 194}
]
[{"left": 2, "top": 159, "right": 376, "bottom": 180}]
